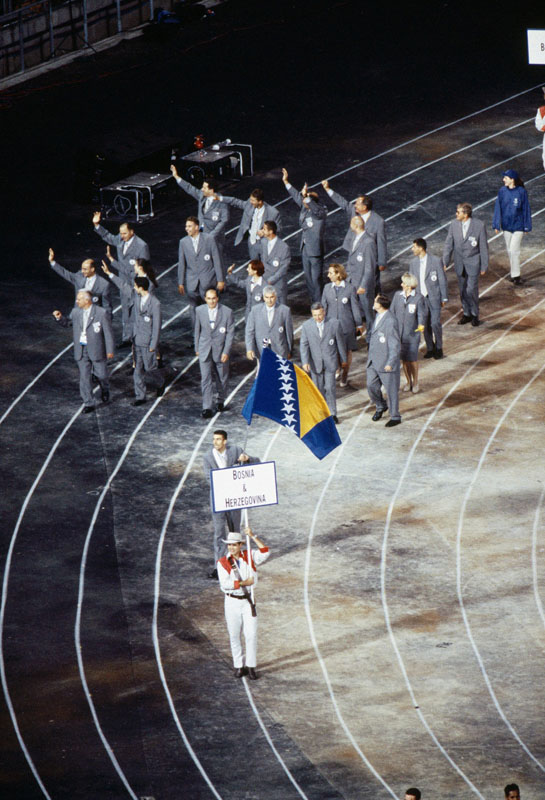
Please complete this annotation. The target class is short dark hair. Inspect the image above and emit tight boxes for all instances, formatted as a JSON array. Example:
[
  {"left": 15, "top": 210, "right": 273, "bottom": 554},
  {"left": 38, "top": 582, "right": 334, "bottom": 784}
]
[
  {"left": 357, "top": 194, "right": 373, "bottom": 210},
  {"left": 205, "top": 286, "right": 218, "bottom": 297},
  {"left": 134, "top": 276, "right": 149, "bottom": 291},
  {"left": 504, "top": 785, "right": 519, "bottom": 797},
  {"left": 249, "top": 259, "right": 265, "bottom": 276},
  {"left": 458, "top": 202, "right": 472, "bottom": 217},
  {"left": 213, "top": 429, "right": 227, "bottom": 439},
  {"left": 311, "top": 302, "right": 324, "bottom": 312},
  {"left": 203, "top": 178, "right": 218, "bottom": 192},
  {"left": 120, "top": 221, "right": 135, "bottom": 232},
  {"left": 263, "top": 220, "right": 277, "bottom": 235},
  {"left": 406, "top": 789, "right": 421, "bottom": 800},
  {"left": 250, "top": 188, "right": 264, "bottom": 202},
  {"left": 375, "top": 293, "right": 390, "bottom": 309},
  {"left": 186, "top": 215, "right": 199, "bottom": 226},
  {"left": 413, "top": 238, "right": 427, "bottom": 251}
]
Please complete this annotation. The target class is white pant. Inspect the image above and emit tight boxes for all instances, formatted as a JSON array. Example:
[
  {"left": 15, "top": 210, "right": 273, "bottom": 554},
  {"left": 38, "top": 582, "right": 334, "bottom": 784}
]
[
  {"left": 224, "top": 594, "right": 257, "bottom": 668},
  {"left": 503, "top": 231, "right": 524, "bottom": 278}
]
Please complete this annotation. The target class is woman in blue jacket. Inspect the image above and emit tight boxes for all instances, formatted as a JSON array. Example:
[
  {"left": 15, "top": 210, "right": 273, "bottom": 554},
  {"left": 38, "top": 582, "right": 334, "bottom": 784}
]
[{"left": 493, "top": 169, "right": 531, "bottom": 286}]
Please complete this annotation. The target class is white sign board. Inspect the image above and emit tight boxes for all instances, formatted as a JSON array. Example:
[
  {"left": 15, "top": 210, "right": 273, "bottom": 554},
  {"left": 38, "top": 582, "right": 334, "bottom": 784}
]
[
  {"left": 211, "top": 460, "right": 278, "bottom": 513},
  {"left": 528, "top": 30, "right": 545, "bottom": 64}
]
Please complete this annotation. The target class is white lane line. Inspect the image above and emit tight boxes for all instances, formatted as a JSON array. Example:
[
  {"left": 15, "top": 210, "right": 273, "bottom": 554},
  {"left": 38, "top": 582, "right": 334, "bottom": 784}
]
[
  {"left": 2, "top": 84, "right": 540, "bottom": 426},
  {"left": 379, "top": 292, "right": 545, "bottom": 797},
  {"left": 532, "top": 487, "right": 545, "bottom": 632},
  {"left": 456, "top": 363, "right": 545, "bottom": 773},
  {"left": 241, "top": 679, "right": 311, "bottom": 800},
  {"left": 300, "top": 411, "right": 399, "bottom": 798}
]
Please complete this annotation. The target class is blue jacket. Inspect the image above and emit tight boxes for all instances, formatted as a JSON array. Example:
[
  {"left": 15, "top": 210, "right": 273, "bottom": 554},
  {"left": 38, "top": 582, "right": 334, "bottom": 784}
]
[{"left": 493, "top": 186, "right": 531, "bottom": 233}]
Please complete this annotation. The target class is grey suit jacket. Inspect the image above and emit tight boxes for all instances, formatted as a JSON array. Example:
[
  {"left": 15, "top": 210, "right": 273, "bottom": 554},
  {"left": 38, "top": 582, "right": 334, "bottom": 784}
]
[
  {"left": 178, "top": 233, "right": 223, "bottom": 291},
  {"left": 285, "top": 184, "right": 326, "bottom": 256},
  {"left": 261, "top": 237, "right": 291, "bottom": 294},
  {"left": 366, "top": 311, "right": 400, "bottom": 372},
  {"left": 94, "top": 225, "right": 150, "bottom": 277},
  {"left": 59, "top": 304, "right": 114, "bottom": 361},
  {"left": 194, "top": 303, "right": 235, "bottom": 362},
  {"left": 390, "top": 290, "right": 427, "bottom": 342},
  {"left": 408, "top": 254, "right": 448, "bottom": 309},
  {"left": 245, "top": 303, "right": 293, "bottom": 358},
  {"left": 50, "top": 261, "right": 112, "bottom": 314},
  {"left": 227, "top": 272, "right": 265, "bottom": 318},
  {"left": 442, "top": 218, "right": 488, "bottom": 275},
  {"left": 321, "top": 281, "right": 363, "bottom": 334},
  {"left": 175, "top": 176, "right": 229, "bottom": 239},
  {"left": 133, "top": 293, "right": 161, "bottom": 351},
  {"left": 346, "top": 233, "right": 376, "bottom": 293},
  {"left": 300, "top": 317, "right": 347, "bottom": 373},
  {"left": 203, "top": 444, "right": 260, "bottom": 487},
  {"left": 220, "top": 196, "right": 281, "bottom": 246},
  {"left": 328, "top": 189, "right": 388, "bottom": 265}
]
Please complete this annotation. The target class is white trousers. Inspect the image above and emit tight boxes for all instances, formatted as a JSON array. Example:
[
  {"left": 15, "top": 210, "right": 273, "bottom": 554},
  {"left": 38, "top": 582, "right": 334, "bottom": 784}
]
[
  {"left": 503, "top": 231, "right": 524, "bottom": 278},
  {"left": 224, "top": 595, "right": 257, "bottom": 668}
]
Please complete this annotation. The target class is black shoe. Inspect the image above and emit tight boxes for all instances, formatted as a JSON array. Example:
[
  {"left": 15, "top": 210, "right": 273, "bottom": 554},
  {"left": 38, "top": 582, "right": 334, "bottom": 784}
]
[
  {"left": 234, "top": 667, "right": 248, "bottom": 678},
  {"left": 512, "top": 276, "right": 522, "bottom": 286},
  {"left": 101, "top": 390, "right": 110, "bottom": 403},
  {"left": 216, "top": 402, "right": 225, "bottom": 413},
  {"left": 132, "top": 398, "right": 146, "bottom": 407},
  {"left": 156, "top": 356, "right": 164, "bottom": 368},
  {"left": 423, "top": 350, "right": 435, "bottom": 359},
  {"left": 458, "top": 314, "right": 472, "bottom": 325},
  {"left": 385, "top": 418, "right": 401, "bottom": 428},
  {"left": 433, "top": 348, "right": 444, "bottom": 359},
  {"left": 83, "top": 405, "right": 95, "bottom": 414},
  {"left": 247, "top": 668, "right": 258, "bottom": 680},
  {"left": 156, "top": 385, "right": 165, "bottom": 398},
  {"left": 372, "top": 410, "right": 384, "bottom": 422},
  {"left": 332, "top": 415, "right": 339, "bottom": 424},
  {"left": 118, "top": 339, "right": 131, "bottom": 348},
  {"left": 471, "top": 316, "right": 480, "bottom": 327},
  {"left": 202, "top": 408, "right": 213, "bottom": 419},
  {"left": 207, "top": 568, "right": 218, "bottom": 580}
]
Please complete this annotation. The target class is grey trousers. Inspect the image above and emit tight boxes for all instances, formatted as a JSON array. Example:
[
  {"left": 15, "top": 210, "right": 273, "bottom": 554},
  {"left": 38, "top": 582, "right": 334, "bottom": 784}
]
[
  {"left": 77, "top": 350, "right": 109, "bottom": 405},
  {"left": 366, "top": 365, "right": 400, "bottom": 420}
]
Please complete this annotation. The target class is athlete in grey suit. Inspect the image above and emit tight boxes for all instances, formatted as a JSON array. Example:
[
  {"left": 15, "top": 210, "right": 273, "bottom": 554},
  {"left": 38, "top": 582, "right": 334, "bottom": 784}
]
[
  {"left": 245, "top": 286, "right": 293, "bottom": 361},
  {"left": 409, "top": 238, "right": 448, "bottom": 358},
  {"left": 226, "top": 259, "right": 266, "bottom": 320},
  {"left": 366, "top": 295, "right": 401, "bottom": 426},
  {"left": 178, "top": 216, "right": 224, "bottom": 328},
  {"left": 259, "top": 220, "right": 291, "bottom": 305},
  {"left": 194, "top": 289, "right": 235, "bottom": 417},
  {"left": 442, "top": 202, "right": 488, "bottom": 326},
  {"left": 300, "top": 304, "right": 347, "bottom": 419},
  {"left": 53, "top": 290, "right": 114, "bottom": 411},
  {"left": 282, "top": 168, "right": 327, "bottom": 303},
  {"left": 170, "top": 165, "right": 229, "bottom": 260},
  {"left": 48, "top": 249, "right": 112, "bottom": 318},
  {"left": 322, "top": 180, "right": 388, "bottom": 291},
  {"left": 92, "top": 211, "right": 150, "bottom": 342},
  {"left": 132, "top": 276, "right": 164, "bottom": 405},
  {"left": 202, "top": 429, "right": 260, "bottom": 574},
  {"left": 346, "top": 216, "right": 377, "bottom": 332},
  {"left": 216, "top": 188, "right": 281, "bottom": 260},
  {"left": 322, "top": 263, "right": 363, "bottom": 387}
]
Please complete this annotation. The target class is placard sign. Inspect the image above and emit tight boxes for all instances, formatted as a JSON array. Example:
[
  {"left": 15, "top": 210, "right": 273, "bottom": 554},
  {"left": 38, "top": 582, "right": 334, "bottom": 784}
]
[
  {"left": 211, "top": 461, "right": 278, "bottom": 513},
  {"left": 527, "top": 30, "right": 545, "bottom": 64}
]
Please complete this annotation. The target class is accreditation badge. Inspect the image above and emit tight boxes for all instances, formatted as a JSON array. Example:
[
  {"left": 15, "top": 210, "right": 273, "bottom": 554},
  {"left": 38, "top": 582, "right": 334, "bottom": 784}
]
[
  {"left": 357, "top": 254, "right": 363, "bottom": 262},
  {"left": 92, "top": 296, "right": 99, "bottom": 303},
  {"left": 328, "top": 338, "right": 334, "bottom": 345},
  {"left": 408, "top": 304, "right": 416, "bottom": 314},
  {"left": 431, "top": 272, "right": 437, "bottom": 281},
  {"left": 379, "top": 334, "right": 386, "bottom": 343},
  {"left": 219, "top": 326, "right": 226, "bottom": 333},
  {"left": 273, "top": 260, "right": 279, "bottom": 267},
  {"left": 278, "top": 326, "right": 284, "bottom": 332},
  {"left": 204, "top": 254, "right": 211, "bottom": 261},
  {"left": 342, "top": 296, "right": 348, "bottom": 304},
  {"left": 306, "top": 219, "right": 314, "bottom": 227},
  {"left": 93, "top": 321, "right": 101, "bottom": 332},
  {"left": 144, "top": 315, "right": 151, "bottom": 322},
  {"left": 469, "top": 237, "right": 477, "bottom": 247}
]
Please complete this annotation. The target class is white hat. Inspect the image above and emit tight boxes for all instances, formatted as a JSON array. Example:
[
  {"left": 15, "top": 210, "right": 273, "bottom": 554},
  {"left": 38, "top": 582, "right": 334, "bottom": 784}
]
[{"left": 222, "top": 531, "right": 245, "bottom": 544}]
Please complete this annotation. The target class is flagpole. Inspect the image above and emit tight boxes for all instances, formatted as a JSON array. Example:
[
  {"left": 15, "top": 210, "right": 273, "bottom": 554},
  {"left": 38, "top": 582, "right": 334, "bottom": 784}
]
[{"left": 242, "top": 508, "right": 254, "bottom": 604}]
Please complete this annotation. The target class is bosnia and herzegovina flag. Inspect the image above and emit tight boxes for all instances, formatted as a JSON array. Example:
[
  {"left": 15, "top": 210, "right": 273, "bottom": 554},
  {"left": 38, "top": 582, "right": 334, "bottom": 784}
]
[{"left": 241, "top": 347, "right": 341, "bottom": 460}]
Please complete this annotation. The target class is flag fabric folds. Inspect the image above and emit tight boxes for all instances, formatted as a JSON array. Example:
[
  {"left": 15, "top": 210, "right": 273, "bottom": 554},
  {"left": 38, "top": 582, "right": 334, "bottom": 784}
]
[{"left": 241, "top": 347, "right": 341, "bottom": 460}]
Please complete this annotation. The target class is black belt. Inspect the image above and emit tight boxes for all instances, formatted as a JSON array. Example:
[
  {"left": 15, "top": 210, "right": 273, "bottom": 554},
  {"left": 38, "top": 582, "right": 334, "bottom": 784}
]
[{"left": 226, "top": 593, "right": 246, "bottom": 599}]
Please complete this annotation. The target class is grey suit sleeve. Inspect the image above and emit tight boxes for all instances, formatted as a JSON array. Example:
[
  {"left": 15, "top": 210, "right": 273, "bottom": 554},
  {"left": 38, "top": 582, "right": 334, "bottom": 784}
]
[
  {"left": 102, "top": 311, "right": 115, "bottom": 354},
  {"left": 328, "top": 189, "right": 351, "bottom": 217},
  {"left": 150, "top": 301, "right": 161, "bottom": 352},
  {"left": 175, "top": 176, "right": 200, "bottom": 201},
  {"left": 300, "top": 324, "right": 310, "bottom": 365},
  {"left": 94, "top": 225, "right": 119, "bottom": 247},
  {"left": 285, "top": 309, "right": 294, "bottom": 355},
  {"left": 268, "top": 243, "right": 290, "bottom": 285},
  {"left": 442, "top": 225, "right": 454, "bottom": 267},
  {"left": 210, "top": 237, "right": 223, "bottom": 281},
  {"left": 178, "top": 240, "right": 186, "bottom": 285},
  {"left": 386, "top": 320, "right": 401, "bottom": 368},
  {"left": 306, "top": 197, "right": 327, "bottom": 220},
  {"left": 213, "top": 203, "right": 229, "bottom": 237},
  {"left": 108, "top": 272, "right": 133, "bottom": 297},
  {"left": 50, "top": 261, "right": 77, "bottom": 285},
  {"left": 285, "top": 183, "right": 304, "bottom": 210},
  {"left": 417, "top": 295, "right": 427, "bottom": 327},
  {"left": 223, "top": 308, "right": 235, "bottom": 356},
  {"left": 141, "top": 240, "right": 151, "bottom": 261},
  {"left": 375, "top": 218, "right": 388, "bottom": 266},
  {"left": 350, "top": 287, "right": 363, "bottom": 327},
  {"left": 194, "top": 309, "right": 202, "bottom": 352},
  {"left": 435, "top": 257, "right": 449, "bottom": 301},
  {"left": 100, "top": 280, "right": 113, "bottom": 314},
  {"left": 245, "top": 309, "right": 256, "bottom": 352},
  {"left": 219, "top": 195, "right": 246, "bottom": 211},
  {"left": 269, "top": 205, "right": 282, "bottom": 235},
  {"left": 478, "top": 223, "right": 489, "bottom": 271}
]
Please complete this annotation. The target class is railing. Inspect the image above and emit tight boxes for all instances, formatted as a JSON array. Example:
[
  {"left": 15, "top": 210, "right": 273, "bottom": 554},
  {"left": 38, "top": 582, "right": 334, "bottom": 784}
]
[{"left": 0, "top": 0, "right": 155, "bottom": 79}]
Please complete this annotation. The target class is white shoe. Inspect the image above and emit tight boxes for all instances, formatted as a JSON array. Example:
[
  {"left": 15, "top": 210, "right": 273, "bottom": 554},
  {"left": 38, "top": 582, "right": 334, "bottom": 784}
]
[
  {"left": 335, "top": 369, "right": 341, "bottom": 381},
  {"left": 412, "top": 383, "right": 420, "bottom": 394},
  {"left": 339, "top": 377, "right": 347, "bottom": 388},
  {"left": 403, "top": 383, "right": 411, "bottom": 392}
]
